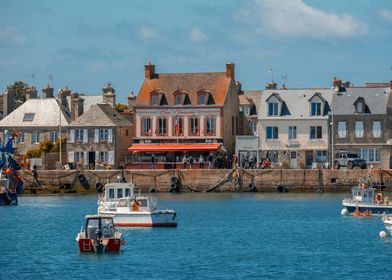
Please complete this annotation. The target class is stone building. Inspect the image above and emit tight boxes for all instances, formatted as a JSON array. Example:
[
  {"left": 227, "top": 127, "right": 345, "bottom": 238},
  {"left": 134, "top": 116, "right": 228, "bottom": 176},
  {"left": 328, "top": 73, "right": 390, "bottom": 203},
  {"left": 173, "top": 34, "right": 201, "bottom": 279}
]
[
  {"left": 128, "top": 63, "right": 241, "bottom": 167},
  {"left": 331, "top": 81, "right": 392, "bottom": 169},
  {"left": 66, "top": 103, "right": 132, "bottom": 169}
]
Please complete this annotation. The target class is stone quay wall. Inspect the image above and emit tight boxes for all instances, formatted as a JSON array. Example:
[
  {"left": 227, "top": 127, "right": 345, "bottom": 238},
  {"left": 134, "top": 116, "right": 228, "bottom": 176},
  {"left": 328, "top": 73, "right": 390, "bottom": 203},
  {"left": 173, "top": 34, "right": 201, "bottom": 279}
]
[{"left": 19, "top": 168, "right": 392, "bottom": 193}]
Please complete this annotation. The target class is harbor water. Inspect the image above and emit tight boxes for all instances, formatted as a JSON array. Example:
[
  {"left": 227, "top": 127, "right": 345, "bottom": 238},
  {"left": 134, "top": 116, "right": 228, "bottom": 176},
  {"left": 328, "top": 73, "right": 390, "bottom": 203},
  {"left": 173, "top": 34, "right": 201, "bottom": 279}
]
[{"left": 1, "top": 193, "right": 391, "bottom": 279}]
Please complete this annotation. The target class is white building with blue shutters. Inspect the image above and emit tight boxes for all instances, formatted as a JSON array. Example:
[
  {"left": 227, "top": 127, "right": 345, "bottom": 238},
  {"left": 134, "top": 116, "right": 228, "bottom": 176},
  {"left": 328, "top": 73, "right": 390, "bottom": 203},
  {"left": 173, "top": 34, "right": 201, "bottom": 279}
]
[
  {"left": 258, "top": 88, "right": 333, "bottom": 169},
  {"left": 67, "top": 103, "right": 132, "bottom": 169}
]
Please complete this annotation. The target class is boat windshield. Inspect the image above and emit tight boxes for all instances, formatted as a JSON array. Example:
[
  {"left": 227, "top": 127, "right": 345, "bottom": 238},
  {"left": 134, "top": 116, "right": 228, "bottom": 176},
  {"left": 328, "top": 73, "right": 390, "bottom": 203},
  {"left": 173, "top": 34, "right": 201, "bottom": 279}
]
[
  {"left": 101, "top": 218, "right": 115, "bottom": 238},
  {"left": 86, "top": 218, "right": 100, "bottom": 239}
]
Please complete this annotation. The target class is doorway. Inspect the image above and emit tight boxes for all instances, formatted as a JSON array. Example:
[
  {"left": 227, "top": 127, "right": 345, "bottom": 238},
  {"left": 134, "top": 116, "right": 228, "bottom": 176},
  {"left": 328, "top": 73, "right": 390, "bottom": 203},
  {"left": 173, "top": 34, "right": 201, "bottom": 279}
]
[
  {"left": 289, "top": 151, "right": 297, "bottom": 169},
  {"left": 88, "top": 151, "right": 96, "bottom": 169}
]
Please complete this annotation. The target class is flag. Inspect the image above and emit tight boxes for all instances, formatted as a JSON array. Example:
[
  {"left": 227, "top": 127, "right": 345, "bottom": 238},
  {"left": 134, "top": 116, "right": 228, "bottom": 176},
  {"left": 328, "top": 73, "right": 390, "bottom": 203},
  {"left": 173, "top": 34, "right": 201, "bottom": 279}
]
[{"left": 175, "top": 115, "right": 180, "bottom": 136}]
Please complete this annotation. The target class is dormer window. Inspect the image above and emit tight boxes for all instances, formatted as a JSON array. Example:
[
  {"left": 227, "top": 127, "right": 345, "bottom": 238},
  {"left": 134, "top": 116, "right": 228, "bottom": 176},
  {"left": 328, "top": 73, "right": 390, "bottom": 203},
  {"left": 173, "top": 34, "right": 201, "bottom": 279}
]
[
  {"left": 173, "top": 90, "right": 186, "bottom": 105},
  {"left": 151, "top": 94, "right": 159, "bottom": 106},
  {"left": 311, "top": 102, "right": 322, "bottom": 116},
  {"left": 175, "top": 95, "right": 182, "bottom": 105},
  {"left": 268, "top": 102, "right": 279, "bottom": 116},
  {"left": 308, "top": 93, "right": 326, "bottom": 116},
  {"left": 353, "top": 97, "right": 368, "bottom": 114},
  {"left": 197, "top": 90, "right": 209, "bottom": 105},
  {"left": 357, "top": 102, "right": 363, "bottom": 113}
]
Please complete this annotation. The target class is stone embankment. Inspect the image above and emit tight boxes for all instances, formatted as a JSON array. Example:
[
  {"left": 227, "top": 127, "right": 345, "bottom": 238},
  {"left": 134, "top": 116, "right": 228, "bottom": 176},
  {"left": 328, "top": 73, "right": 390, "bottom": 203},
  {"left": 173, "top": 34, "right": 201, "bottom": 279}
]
[{"left": 19, "top": 168, "right": 392, "bottom": 194}]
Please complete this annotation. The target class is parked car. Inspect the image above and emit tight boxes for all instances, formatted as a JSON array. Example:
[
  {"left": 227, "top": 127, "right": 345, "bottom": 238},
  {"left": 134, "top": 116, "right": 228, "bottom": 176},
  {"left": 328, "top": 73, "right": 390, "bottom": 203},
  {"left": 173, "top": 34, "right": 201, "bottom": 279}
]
[{"left": 334, "top": 152, "right": 367, "bottom": 169}]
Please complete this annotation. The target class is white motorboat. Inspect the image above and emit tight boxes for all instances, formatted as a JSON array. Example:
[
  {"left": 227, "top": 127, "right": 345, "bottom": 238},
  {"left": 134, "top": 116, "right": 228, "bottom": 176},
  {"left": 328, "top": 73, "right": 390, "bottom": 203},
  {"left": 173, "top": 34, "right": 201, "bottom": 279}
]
[
  {"left": 97, "top": 182, "right": 177, "bottom": 227},
  {"left": 341, "top": 179, "right": 391, "bottom": 216}
]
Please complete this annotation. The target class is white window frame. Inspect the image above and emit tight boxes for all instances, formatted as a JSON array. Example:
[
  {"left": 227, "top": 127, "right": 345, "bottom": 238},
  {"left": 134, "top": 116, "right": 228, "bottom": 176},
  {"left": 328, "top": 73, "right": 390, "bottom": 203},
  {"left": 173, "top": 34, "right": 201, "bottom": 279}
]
[
  {"left": 372, "top": 121, "right": 381, "bottom": 138},
  {"left": 50, "top": 131, "right": 58, "bottom": 143},
  {"left": 288, "top": 126, "right": 297, "bottom": 140},
  {"left": 355, "top": 121, "right": 364, "bottom": 138},
  {"left": 32, "top": 131, "right": 40, "bottom": 144},
  {"left": 310, "top": 126, "right": 322, "bottom": 139},
  {"left": 100, "top": 128, "right": 109, "bottom": 142},
  {"left": 310, "top": 102, "right": 322, "bottom": 116},
  {"left": 337, "top": 121, "right": 347, "bottom": 138},
  {"left": 75, "top": 129, "right": 84, "bottom": 142},
  {"left": 268, "top": 102, "right": 279, "bottom": 116}
]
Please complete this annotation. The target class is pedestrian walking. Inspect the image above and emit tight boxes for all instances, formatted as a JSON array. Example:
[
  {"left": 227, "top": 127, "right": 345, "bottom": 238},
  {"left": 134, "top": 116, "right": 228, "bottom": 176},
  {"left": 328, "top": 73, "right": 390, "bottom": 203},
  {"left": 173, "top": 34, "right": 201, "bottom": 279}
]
[
  {"left": 208, "top": 154, "right": 213, "bottom": 169},
  {"left": 199, "top": 155, "right": 205, "bottom": 168},
  {"left": 189, "top": 156, "right": 194, "bottom": 169},
  {"left": 151, "top": 154, "right": 156, "bottom": 169},
  {"left": 182, "top": 155, "right": 187, "bottom": 169}
]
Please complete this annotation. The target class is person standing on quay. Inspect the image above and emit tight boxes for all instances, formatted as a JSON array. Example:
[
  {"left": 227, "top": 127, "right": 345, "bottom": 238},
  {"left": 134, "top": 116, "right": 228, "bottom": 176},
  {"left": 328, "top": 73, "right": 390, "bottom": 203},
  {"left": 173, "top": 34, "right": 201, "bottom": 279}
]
[
  {"left": 208, "top": 154, "right": 213, "bottom": 169},
  {"left": 151, "top": 154, "right": 156, "bottom": 169},
  {"left": 182, "top": 155, "right": 187, "bottom": 169},
  {"left": 189, "top": 156, "right": 194, "bottom": 169},
  {"left": 199, "top": 155, "right": 205, "bottom": 168}
]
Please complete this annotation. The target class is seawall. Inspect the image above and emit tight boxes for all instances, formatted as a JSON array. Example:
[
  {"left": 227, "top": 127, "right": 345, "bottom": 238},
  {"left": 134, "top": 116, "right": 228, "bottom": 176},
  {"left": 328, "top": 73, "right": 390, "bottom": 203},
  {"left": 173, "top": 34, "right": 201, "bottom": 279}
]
[{"left": 19, "top": 168, "right": 392, "bottom": 193}]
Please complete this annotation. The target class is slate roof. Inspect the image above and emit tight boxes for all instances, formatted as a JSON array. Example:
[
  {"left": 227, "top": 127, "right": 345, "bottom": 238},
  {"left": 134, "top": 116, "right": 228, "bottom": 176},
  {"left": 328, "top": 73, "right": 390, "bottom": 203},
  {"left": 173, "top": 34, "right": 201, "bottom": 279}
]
[
  {"left": 136, "top": 72, "right": 233, "bottom": 106},
  {"left": 259, "top": 88, "right": 333, "bottom": 119},
  {"left": 69, "top": 104, "right": 131, "bottom": 127},
  {"left": 0, "top": 98, "right": 71, "bottom": 127},
  {"left": 332, "top": 87, "right": 390, "bottom": 115},
  {"left": 60, "top": 94, "right": 103, "bottom": 113}
]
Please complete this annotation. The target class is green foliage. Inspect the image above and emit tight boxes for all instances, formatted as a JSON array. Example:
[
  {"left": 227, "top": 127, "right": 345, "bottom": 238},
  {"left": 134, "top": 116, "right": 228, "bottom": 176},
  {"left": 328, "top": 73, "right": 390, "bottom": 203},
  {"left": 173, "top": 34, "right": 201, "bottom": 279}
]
[
  {"left": 39, "top": 139, "right": 53, "bottom": 153},
  {"left": 51, "top": 137, "right": 66, "bottom": 153},
  {"left": 25, "top": 149, "right": 42, "bottom": 159},
  {"left": 6, "top": 81, "right": 29, "bottom": 110},
  {"left": 116, "top": 103, "right": 128, "bottom": 112}
]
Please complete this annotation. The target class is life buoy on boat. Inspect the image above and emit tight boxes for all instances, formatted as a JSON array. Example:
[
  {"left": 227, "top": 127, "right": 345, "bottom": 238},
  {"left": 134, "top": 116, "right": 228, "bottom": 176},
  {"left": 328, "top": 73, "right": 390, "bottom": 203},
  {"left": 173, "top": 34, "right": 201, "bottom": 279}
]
[{"left": 375, "top": 193, "right": 384, "bottom": 204}]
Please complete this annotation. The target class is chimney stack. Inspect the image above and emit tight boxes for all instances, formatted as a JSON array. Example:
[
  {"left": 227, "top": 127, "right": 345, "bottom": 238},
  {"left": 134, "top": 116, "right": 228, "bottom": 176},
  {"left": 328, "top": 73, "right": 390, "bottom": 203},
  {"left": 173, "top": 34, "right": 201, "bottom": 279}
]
[
  {"left": 70, "top": 92, "right": 84, "bottom": 120},
  {"left": 25, "top": 86, "right": 38, "bottom": 100},
  {"left": 145, "top": 63, "right": 156, "bottom": 79},
  {"left": 58, "top": 86, "right": 71, "bottom": 109},
  {"left": 3, "top": 90, "right": 14, "bottom": 117},
  {"left": 266, "top": 81, "right": 277, "bottom": 90},
  {"left": 42, "top": 84, "right": 54, "bottom": 98},
  {"left": 128, "top": 91, "right": 136, "bottom": 109},
  {"left": 102, "top": 83, "right": 116, "bottom": 108},
  {"left": 226, "top": 63, "right": 235, "bottom": 80}
]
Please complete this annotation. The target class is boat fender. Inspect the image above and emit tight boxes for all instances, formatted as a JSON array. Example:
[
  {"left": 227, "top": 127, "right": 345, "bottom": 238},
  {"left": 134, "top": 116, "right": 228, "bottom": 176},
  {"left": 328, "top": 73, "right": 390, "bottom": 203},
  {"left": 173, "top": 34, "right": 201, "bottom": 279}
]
[
  {"left": 172, "top": 212, "right": 176, "bottom": 220},
  {"left": 78, "top": 174, "right": 90, "bottom": 190},
  {"left": 248, "top": 183, "right": 257, "bottom": 192},
  {"left": 171, "top": 176, "right": 179, "bottom": 184},
  {"left": 276, "top": 185, "right": 288, "bottom": 193},
  {"left": 96, "top": 183, "right": 104, "bottom": 194}
]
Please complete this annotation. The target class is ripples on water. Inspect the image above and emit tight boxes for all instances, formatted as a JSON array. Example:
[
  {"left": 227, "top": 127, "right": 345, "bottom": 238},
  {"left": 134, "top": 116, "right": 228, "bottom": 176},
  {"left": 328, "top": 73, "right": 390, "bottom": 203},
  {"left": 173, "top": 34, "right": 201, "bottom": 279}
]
[{"left": 1, "top": 193, "right": 391, "bottom": 280}]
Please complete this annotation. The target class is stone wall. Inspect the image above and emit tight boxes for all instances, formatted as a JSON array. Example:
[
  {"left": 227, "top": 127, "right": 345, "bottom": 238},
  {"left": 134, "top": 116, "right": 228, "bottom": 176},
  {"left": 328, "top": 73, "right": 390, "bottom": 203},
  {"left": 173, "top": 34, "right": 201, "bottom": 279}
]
[{"left": 19, "top": 168, "right": 392, "bottom": 193}]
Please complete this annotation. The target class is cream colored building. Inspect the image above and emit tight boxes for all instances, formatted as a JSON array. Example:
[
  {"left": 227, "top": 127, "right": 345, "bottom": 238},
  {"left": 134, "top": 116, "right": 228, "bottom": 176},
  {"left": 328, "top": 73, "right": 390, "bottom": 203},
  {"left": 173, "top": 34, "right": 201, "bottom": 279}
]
[{"left": 259, "top": 89, "right": 332, "bottom": 168}]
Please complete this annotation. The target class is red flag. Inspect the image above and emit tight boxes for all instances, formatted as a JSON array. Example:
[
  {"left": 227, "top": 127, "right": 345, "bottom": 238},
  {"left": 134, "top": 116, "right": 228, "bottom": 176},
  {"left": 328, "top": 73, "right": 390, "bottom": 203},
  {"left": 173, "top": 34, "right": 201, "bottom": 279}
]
[{"left": 175, "top": 118, "right": 179, "bottom": 136}]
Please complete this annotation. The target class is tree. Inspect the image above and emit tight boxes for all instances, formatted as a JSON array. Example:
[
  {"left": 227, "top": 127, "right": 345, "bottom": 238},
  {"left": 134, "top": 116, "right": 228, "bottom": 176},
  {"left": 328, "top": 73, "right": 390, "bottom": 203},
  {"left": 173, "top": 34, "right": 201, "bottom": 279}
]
[
  {"left": 6, "top": 81, "right": 29, "bottom": 110},
  {"left": 116, "top": 103, "right": 128, "bottom": 112}
]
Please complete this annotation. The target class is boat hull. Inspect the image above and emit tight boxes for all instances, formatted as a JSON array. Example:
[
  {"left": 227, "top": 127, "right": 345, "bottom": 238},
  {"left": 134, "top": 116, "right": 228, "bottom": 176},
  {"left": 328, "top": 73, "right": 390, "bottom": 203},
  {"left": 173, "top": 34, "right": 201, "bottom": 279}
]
[
  {"left": 0, "top": 192, "right": 17, "bottom": 206},
  {"left": 99, "top": 210, "right": 177, "bottom": 227},
  {"left": 342, "top": 202, "right": 392, "bottom": 215},
  {"left": 78, "top": 238, "right": 122, "bottom": 253}
]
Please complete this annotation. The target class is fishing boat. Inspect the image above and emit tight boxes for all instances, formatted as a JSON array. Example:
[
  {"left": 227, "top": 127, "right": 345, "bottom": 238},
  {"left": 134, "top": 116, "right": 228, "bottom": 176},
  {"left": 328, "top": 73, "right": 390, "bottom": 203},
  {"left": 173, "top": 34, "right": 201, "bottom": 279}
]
[
  {"left": 76, "top": 215, "right": 124, "bottom": 253},
  {"left": 341, "top": 179, "right": 391, "bottom": 216},
  {"left": 97, "top": 181, "right": 177, "bottom": 227},
  {"left": 382, "top": 214, "right": 392, "bottom": 235}
]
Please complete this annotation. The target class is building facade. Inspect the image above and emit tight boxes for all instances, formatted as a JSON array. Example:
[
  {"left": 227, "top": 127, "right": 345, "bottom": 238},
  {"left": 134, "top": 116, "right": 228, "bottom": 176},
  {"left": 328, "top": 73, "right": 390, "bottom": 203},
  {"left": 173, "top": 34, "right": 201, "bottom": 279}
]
[
  {"left": 331, "top": 82, "right": 392, "bottom": 169},
  {"left": 259, "top": 88, "right": 332, "bottom": 168},
  {"left": 66, "top": 89, "right": 132, "bottom": 169},
  {"left": 129, "top": 63, "right": 241, "bottom": 166}
]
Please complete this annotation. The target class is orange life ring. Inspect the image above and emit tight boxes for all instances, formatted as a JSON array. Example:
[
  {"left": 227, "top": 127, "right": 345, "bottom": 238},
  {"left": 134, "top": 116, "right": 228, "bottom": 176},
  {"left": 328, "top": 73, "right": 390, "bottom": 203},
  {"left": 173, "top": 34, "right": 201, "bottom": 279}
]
[{"left": 375, "top": 193, "right": 383, "bottom": 204}]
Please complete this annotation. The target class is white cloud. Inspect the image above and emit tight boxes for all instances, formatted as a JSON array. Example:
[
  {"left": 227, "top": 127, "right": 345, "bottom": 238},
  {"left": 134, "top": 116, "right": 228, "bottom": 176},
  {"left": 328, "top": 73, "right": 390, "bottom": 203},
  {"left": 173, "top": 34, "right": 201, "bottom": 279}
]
[
  {"left": 190, "top": 26, "right": 208, "bottom": 43},
  {"left": 378, "top": 9, "right": 392, "bottom": 24},
  {"left": 0, "top": 26, "right": 26, "bottom": 47},
  {"left": 238, "top": 0, "right": 367, "bottom": 39},
  {"left": 138, "top": 27, "right": 157, "bottom": 40}
]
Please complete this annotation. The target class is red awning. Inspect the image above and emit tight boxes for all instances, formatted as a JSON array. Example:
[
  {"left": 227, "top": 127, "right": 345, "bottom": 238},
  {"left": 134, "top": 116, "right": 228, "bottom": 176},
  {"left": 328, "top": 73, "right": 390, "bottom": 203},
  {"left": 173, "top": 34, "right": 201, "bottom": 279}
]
[{"left": 128, "top": 143, "right": 222, "bottom": 153}]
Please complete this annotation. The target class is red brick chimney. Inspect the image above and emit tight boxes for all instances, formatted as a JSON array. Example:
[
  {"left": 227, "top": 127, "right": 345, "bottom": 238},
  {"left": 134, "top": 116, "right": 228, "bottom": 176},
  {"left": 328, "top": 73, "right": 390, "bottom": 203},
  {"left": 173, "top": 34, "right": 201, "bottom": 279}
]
[
  {"left": 226, "top": 63, "right": 235, "bottom": 80},
  {"left": 145, "top": 63, "right": 156, "bottom": 79}
]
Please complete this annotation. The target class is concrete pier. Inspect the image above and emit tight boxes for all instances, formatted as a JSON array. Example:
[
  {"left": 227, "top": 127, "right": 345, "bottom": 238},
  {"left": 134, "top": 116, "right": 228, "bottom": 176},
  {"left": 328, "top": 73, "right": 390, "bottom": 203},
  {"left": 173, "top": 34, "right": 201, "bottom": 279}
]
[{"left": 19, "top": 168, "right": 392, "bottom": 193}]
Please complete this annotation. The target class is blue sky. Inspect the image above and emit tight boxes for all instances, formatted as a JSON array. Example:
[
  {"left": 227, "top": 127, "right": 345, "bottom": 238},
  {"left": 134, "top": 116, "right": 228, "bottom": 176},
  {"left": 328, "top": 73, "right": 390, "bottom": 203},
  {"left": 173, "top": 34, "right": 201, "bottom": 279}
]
[{"left": 1, "top": 0, "right": 392, "bottom": 103}]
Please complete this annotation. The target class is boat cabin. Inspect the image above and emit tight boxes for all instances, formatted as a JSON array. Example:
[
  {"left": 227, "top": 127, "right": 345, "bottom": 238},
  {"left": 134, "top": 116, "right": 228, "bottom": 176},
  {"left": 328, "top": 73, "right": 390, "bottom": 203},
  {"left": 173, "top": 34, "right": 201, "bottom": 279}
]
[
  {"left": 104, "top": 183, "right": 135, "bottom": 201},
  {"left": 351, "top": 186, "right": 375, "bottom": 204},
  {"left": 84, "top": 215, "right": 116, "bottom": 240}
]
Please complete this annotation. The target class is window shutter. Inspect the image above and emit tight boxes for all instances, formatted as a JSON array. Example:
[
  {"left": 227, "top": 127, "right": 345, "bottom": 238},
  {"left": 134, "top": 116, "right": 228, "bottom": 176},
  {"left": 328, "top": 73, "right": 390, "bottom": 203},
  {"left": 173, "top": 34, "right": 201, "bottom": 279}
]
[
  {"left": 69, "top": 129, "right": 75, "bottom": 143},
  {"left": 94, "top": 129, "right": 99, "bottom": 143},
  {"left": 83, "top": 151, "right": 88, "bottom": 165},
  {"left": 68, "top": 151, "right": 74, "bottom": 163},
  {"left": 83, "top": 129, "right": 88, "bottom": 143},
  {"left": 108, "top": 129, "right": 113, "bottom": 143},
  {"left": 108, "top": 151, "right": 115, "bottom": 165},
  {"left": 95, "top": 151, "right": 99, "bottom": 163}
]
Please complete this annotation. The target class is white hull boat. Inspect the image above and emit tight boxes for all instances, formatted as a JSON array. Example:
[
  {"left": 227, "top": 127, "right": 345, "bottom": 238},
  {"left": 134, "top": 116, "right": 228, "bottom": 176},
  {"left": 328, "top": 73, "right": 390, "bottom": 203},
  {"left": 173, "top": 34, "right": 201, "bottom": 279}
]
[
  {"left": 97, "top": 182, "right": 177, "bottom": 227},
  {"left": 382, "top": 214, "right": 392, "bottom": 235}
]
